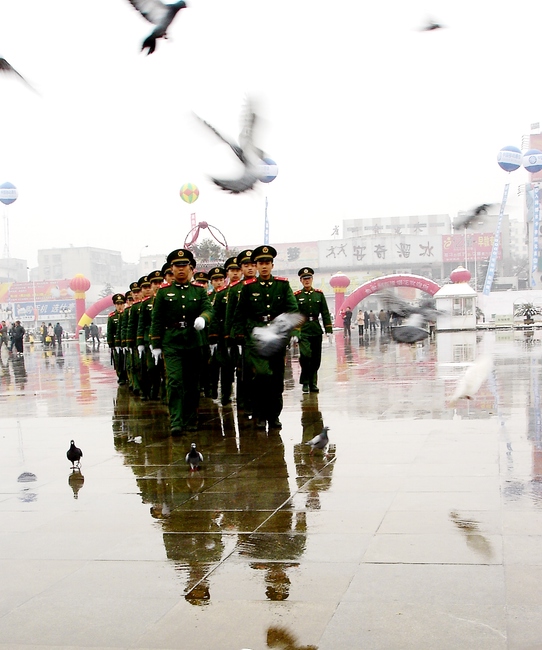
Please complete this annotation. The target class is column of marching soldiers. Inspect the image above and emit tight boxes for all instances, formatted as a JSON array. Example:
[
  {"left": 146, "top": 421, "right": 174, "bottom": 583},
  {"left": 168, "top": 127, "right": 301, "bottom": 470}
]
[{"left": 107, "top": 245, "right": 333, "bottom": 435}]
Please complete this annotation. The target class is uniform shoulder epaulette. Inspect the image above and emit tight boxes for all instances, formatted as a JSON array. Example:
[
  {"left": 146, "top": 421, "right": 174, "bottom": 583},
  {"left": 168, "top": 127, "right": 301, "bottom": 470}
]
[
  {"left": 314, "top": 288, "right": 324, "bottom": 293},
  {"left": 243, "top": 277, "right": 257, "bottom": 285},
  {"left": 274, "top": 276, "right": 289, "bottom": 281},
  {"left": 142, "top": 295, "right": 151, "bottom": 301},
  {"left": 160, "top": 281, "right": 170, "bottom": 287},
  {"left": 193, "top": 282, "right": 206, "bottom": 288},
  {"left": 108, "top": 311, "right": 116, "bottom": 317},
  {"left": 228, "top": 279, "right": 241, "bottom": 288},
  {"left": 294, "top": 289, "right": 302, "bottom": 295},
  {"left": 217, "top": 284, "right": 229, "bottom": 292}
]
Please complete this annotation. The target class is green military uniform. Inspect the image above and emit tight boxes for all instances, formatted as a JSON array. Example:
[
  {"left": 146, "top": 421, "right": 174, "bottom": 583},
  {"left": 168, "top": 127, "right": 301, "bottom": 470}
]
[
  {"left": 127, "top": 276, "right": 150, "bottom": 396},
  {"left": 150, "top": 249, "right": 213, "bottom": 433},
  {"left": 136, "top": 270, "right": 164, "bottom": 400},
  {"left": 114, "top": 290, "right": 133, "bottom": 384},
  {"left": 107, "top": 293, "right": 127, "bottom": 384},
  {"left": 231, "top": 245, "right": 298, "bottom": 428},
  {"left": 293, "top": 267, "right": 333, "bottom": 393}
]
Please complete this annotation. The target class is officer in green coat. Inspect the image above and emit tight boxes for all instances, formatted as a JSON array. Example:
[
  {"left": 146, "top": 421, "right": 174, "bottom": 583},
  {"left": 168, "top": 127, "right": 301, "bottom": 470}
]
[
  {"left": 107, "top": 293, "right": 127, "bottom": 384},
  {"left": 150, "top": 249, "right": 213, "bottom": 434},
  {"left": 231, "top": 245, "right": 298, "bottom": 430},
  {"left": 293, "top": 267, "right": 333, "bottom": 393}
]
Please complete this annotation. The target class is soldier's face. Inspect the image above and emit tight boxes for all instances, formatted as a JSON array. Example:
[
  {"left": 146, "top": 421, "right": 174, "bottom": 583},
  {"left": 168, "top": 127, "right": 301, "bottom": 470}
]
[
  {"left": 257, "top": 260, "right": 273, "bottom": 279},
  {"left": 211, "top": 277, "right": 225, "bottom": 290},
  {"left": 141, "top": 285, "right": 152, "bottom": 298},
  {"left": 228, "top": 269, "right": 242, "bottom": 283},
  {"left": 132, "top": 289, "right": 142, "bottom": 301},
  {"left": 115, "top": 303, "right": 124, "bottom": 313},
  {"left": 150, "top": 281, "right": 161, "bottom": 295},
  {"left": 164, "top": 272, "right": 174, "bottom": 284},
  {"left": 172, "top": 263, "right": 192, "bottom": 283},
  {"left": 301, "top": 276, "right": 313, "bottom": 289},
  {"left": 241, "top": 262, "right": 256, "bottom": 278}
]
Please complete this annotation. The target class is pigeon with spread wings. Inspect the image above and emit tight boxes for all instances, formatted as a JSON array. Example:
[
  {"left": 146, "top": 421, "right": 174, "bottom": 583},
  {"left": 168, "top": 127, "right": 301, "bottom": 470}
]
[
  {"left": 0, "top": 57, "right": 36, "bottom": 93},
  {"left": 252, "top": 312, "right": 305, "bottom": 358},
  {"left": 453, "top": 203, "right": 497, "bottom": 231},
  {"left": 126, "top": 0, "right": 187, "bottom": 55},
  {"left": 196, "top": 100, "right": 267, "bottom": 194},
  {"left": 380, "top": 289, "right": 441, "bottom": 344}
]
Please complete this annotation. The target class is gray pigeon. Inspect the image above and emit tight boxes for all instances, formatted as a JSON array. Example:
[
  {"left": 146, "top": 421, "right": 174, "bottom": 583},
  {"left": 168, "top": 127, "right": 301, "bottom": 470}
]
[
  {"left": 390, "top": 313, "right": 429, "bottom": 343},
  {"left": 306, "top": 426, "right": 329, "bottom": 455},
  {"left": 252, "top": 312, "right": 305, "bottom": 358},
  {"left": 185, "top": 443, "right": 203, "bottom": 471},
  {"left": 0, "top": 57, "right": 36, "bottom": 92},
  {"left": 196, "top": 99, "right": 266, "bottom": 194},
  {"left": 453, "top": 203, "right": 496, "bottom": 230},
  {"left": 380, "top": 289, "right": 441, "bottom": 344},
  {"left": 67, "top": 440, "right": 83, "bottom": 468},
  {"left": 126, "top": 0, "right": 187, "bottom": 55}
]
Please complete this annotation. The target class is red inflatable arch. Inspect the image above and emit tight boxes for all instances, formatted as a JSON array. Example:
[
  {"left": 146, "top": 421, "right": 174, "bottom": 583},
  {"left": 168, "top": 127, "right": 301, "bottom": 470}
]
[
  {"left": 78, "top": 295, "right": 115, "bottom": 329},
  {"left": 337, "top": 274, "right": 440, "bottom": 326}
]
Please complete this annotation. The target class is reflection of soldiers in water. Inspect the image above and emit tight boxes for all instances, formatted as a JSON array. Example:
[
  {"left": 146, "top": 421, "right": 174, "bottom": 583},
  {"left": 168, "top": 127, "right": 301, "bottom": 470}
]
[
  {"left": 11, "top": 355, "right": 27, "bottom": 390},
  {"left": 267, "top": 625, "right": 317, "bottom": 650},
  {"left": 294, "top": 396, "right": 336, "bottom": 512},
  {"left": 0, "top": 354, "right": 11, "bottom": 389}
]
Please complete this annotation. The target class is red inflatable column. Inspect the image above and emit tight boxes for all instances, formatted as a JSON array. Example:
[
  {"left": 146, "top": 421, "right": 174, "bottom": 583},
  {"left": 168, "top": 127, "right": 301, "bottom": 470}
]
[
  {"left": 329, "top": 272, "right": 351, "bottom": 327},
  {"left": 69, "top": 274, "right": 91, "bottom": 334}
]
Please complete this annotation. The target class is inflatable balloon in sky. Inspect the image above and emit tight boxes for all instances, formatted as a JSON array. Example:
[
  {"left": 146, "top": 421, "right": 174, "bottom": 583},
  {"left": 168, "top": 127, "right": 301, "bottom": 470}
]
[{"left": 180, "top": 183, "right": 199, "bottom": 204}]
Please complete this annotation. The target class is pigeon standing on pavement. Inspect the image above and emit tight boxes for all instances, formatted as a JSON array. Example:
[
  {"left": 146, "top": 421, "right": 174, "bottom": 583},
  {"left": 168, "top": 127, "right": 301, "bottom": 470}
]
[
  {"left": 449, "top": 355, "right": 494, "bottom": 405},
  {"left": 185, "top": 443, "right": 203, "bottom": 471},
  {"left": 67, "top": 440, "right": 83, "bottom": 469},
  {"left": 251, "top": 312, "right": 305, "bottom": 358},
  {"left": 306, "top": 426, "right": 329, "bottom": 455},
  {"left": 126, "top": 0, "right": 187, "bottom": 55},
  {"left": 196, "top": 99, "right": 267, "bottom": 194}
]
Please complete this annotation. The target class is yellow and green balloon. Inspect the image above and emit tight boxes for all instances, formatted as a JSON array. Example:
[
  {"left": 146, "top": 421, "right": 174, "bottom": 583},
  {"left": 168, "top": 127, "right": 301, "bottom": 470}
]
[{"left": 180, "top": 183, "right": 199, "bottom": 204}]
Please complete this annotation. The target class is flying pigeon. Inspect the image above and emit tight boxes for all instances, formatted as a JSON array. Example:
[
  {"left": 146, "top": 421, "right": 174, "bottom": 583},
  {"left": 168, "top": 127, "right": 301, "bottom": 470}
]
[
  {"left": 0, "top": 57, "right": 36, "bottom": 92},
  {"left": 306, "top": 426, "right": 329, "bottom": 455},
  {"left": 126, "top": 0, "right": 187, "bottom": 55},
  {"left": 449, "top": 354, "right": 493, "bottom": 405},
  {"left": 391, "top": 313, "right": 430, "bottom": 343},
  {"left": 453, "top": 203, "right": 496, "bottom": 230},
  {"left": 252, "top": 312, "right": 305, "bottom": 358},
  {"left": 67, "top": 440, "right": 83, "bottom": 469},
  {"left": 185, "top": 443, "right": 203, "bottom": 471},
  {"left": 380, "top": 289, "right": 441, "bottom": 343},
  {"left": 196, "top": 99, "right": 267, "bottom": 194},
  {"left": 420, "top": 18, "right": 445, "bottom": 31}
]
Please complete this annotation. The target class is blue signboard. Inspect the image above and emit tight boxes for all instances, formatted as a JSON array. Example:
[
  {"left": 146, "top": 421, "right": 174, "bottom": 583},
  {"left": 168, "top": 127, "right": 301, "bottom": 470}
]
[{"left": 14, "top": 301, "right": 75, "bottom": 322}]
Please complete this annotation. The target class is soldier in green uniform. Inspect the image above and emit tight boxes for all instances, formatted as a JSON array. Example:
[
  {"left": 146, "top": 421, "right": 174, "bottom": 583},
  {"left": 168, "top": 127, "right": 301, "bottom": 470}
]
[
  {"left": 136, "top": 270, "right": 164, "bottom": 400},
  {"left": 209, "top": 267, "right": 226, "bottom": 294},
  {"left": 193, "top": 271, "right": 209, "bottom": 291},
  {"left": 161, "top": 262, "right": 174, "bottom": 286},
  {"left": 293, "top": 267, "right": 333, "bottom": 393},
  {"left": 207, "top": 267, "right": 226, "bottom": 399},
  {"left": 127, "top": 276, "right": 151, "bottom": 397},
  {"left": 107, "top": 293, "right": 127, "bottom": 385},
  {"left": 225, "top": 249, "right": 258, "bottom": 417},
  {"left": 121, "top": 282, "right": 141, "bottom": 393},
  {"left": 150, "top": 249, "right": 213, "bottom": 434},
  {"left": 114, "top": 289, "right": 133, "bottom": 383},
  {"left": 209, "top": 258, "right": 241, "bottom": 405},
  {"left": 231, "top": 245, "right": 298, "bottom": 430}
]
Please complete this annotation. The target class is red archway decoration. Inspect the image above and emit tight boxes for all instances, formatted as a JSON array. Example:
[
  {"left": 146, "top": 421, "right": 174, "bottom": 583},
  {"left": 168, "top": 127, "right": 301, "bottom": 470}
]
[
  {"left": 337, "top": 274, "right": 440, "bottom": 326},
  {"left": 184, "top": 221, "right": 228, "bottom": 250}
]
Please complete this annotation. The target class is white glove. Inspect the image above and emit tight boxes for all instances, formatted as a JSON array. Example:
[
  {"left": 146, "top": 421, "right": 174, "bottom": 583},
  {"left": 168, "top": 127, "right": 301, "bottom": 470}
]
[
  {"left": 194, "top": 316, "right": 206, "bottom": 331},
  {"left": 291, "top": 336, "right": 299, "bottom": 344},
  {"left": 210, "top": 344, "right": 217, "bottom": 355},
  {"left": 238, "top": 345, "right": 243, "bottom": 357},
  {"left": 123, "top": 346, "right": 129, "bottom": 353},
  {"left": 152, "top": 348, "right": 162, "bottom": 365},
  {"left": 138, "top": 345, "right": 145, "bottom": 358},
  {"left": 327, "top": 333, "right": 334, "bottom": 343},
  {"left": 115, "top": 347, "right": 120, "bottom": 354}
]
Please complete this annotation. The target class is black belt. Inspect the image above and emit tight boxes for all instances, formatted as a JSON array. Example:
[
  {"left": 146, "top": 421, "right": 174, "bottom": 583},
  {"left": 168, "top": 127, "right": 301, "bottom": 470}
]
[{"left": 167, "top": 321, "right": 189, "bottom": 329}]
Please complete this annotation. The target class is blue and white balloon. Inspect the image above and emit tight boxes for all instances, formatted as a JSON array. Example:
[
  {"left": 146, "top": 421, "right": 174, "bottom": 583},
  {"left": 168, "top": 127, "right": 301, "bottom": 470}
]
[
  {"left": 523, "top": 149, "right": 542, "bottom": 174},
  {"left": 258, "top": 157, "right": 279, "bottom": 184},
  {"left": 0, "top": 181, "right": 18, "bottom": 205},
  {"left": 497, "top": 145, "right": 522, "bottom": 173}
]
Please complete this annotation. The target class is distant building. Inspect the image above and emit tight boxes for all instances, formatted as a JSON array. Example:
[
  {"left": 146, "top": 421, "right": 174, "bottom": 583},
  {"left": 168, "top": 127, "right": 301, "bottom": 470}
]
[
  {"left": 0, "top": 257, "right": 28, "bottom": 283},
  {"left": 37, "top": 246, "right": 124, "bottom": 287}
]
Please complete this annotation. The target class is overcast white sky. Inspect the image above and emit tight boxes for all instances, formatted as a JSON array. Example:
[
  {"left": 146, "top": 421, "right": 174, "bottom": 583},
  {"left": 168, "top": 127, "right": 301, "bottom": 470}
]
[{"left": 0, "top": 0, "right": 539, "bottom": 268}]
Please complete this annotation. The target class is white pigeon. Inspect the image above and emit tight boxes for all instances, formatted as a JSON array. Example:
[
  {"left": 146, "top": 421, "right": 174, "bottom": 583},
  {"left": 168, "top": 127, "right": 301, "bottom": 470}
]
[
  {"left": 306, "top": 426, "right": 329, "bottom": 455},
  {"left": 185, "top": 443, "right": 203, "bottom": 471},
  {"left": 252, "top": 312, "right": 305, "bottom": 358},
  {"left": 449, "top": 354, "right": 493, "bottom": 405}
]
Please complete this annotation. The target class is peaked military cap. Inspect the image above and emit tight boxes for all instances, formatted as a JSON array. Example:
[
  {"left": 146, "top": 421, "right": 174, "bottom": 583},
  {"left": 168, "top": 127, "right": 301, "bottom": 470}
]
[
  {"left": 209, "top": 267, "right": 226, "bottom": 279},
  {"left": 167, "top": 248, "right": 196, "bottom": 267},
  {"left": 224, "top": 256, "right": 240, "bottom": 270},
  {"left": 161, "top": 262, "right": 172, "bottom": 276},
  {"left": 298, "top": 267, "right": 314, "bottom": 278},
  {"left": 129, "top": 281, "right": 140, "bottom": 291},
  {"left": 237, "top": 249, "right": 254, "bottom": 265},
  {"left": 138, "top": 275, "right": 151, "bottom": 287},
  {"left": 148, "top": 270, "right": 163, "bottom": 283},
  {"left": 125, "top": 291, "right": 134, "bottom": 300},
  {"left": 112, "top": 293, "right": 125, "bottom": 304},
  {"left": 193, "top": 271, "right": 209, "bottom": 282},
  {"left": 252, "top": 245, "right": 277, "bottom": 262}
]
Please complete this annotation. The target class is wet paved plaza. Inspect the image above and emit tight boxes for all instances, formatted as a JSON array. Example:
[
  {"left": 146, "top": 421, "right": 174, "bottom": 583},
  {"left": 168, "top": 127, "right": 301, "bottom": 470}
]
[{"left": 1, "top": 330, "right": 542, "bottom": 649}]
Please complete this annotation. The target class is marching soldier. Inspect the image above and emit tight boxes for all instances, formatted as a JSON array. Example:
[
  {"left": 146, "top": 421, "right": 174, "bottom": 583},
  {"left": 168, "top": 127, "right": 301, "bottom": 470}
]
[
  {"left": 115, "top": 289, "right": 133, "bottom": 383},
  {"left": 293, "top": 267, "right": 333, "bottom": 393},
  {"left": 209, "top": 267, "right": 226, "bottom": 294},
  {"left": 107, "top": 293, "right": 127, "bottom": 385},
  {"left": 150, "top": 249, "right": 213, "bottom": 434},
  {"left": 231, "top": 245, "right": 298, "bottom": 430},
  {"left": 193, "top": 271, "right": 209, "bottom": 292},
  {"left": 127, "top": 276, "right": 152, "bottom": 397},
  {"left": 123, "top": 281, "right": 142, "bottom": 395},
  {"left": 207, "top": 267, "right": 226, "bottom": 399},
  {"left": 224, "top": 249, "right": 258, "bottom": 417},
  {"left": 136, "top": 270, "right": 164, "bottom": 400}
]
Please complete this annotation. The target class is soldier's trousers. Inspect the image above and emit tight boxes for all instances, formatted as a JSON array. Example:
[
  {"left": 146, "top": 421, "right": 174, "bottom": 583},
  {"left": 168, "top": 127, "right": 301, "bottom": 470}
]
[
  {"left": 163, "top": 345, "right": 202, "bottom": 430},
  {"left": 252, "top": 351, "right": 286, "bottom": 423},
  {"left": 299, "top": 335, "right": 323, "bottom": 387}
]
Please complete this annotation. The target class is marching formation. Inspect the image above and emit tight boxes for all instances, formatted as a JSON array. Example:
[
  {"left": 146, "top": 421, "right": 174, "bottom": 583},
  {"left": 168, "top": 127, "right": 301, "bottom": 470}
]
[{"left": 107, "top": 245, "right": 334, "bottom": 435}]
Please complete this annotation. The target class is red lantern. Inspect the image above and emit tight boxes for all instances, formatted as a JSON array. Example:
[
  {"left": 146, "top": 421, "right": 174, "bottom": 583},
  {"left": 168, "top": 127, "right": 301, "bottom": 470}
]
[
  {"left": 69, "top": 274, "right": 91, "bottom": 296},
  {"left": 450, "top": 266, "right": 472, "bottom": 284}
]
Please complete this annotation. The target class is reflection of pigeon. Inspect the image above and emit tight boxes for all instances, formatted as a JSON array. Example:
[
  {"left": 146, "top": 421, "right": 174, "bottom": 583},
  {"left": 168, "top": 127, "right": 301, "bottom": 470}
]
[
  {"left": 449, "top": 354, "right": 493, "bottom": 405},
  {"left": 126, "top": 0, "right": 187, "bottom": 55},
  {"left": 252, "top": 313, "right": 305, "bottom": 358},
  {"left": 68, "top": 470, "right": 85, "bottom": 499},
  {"left": 197, "top": 99, "right": 266, "bottom": 194},
  {"left": 306, "top": 426, "right": 329, "bottom": 455},
  {"left": 67, "top": 440, "right": 83, "bottom": 468},
  {"left": 391, "top": 313, "right": 429, "bottom": 343},
  {"left": 185, "top": 443, "right": 203, "bottom": 471},
  {"left": 0, "top": 57, "right": 36, "bottom": 92},
  {"left": 454, "top": 203, "right": 496, "bottom": 230}
]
